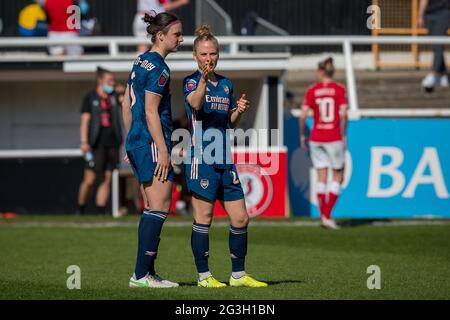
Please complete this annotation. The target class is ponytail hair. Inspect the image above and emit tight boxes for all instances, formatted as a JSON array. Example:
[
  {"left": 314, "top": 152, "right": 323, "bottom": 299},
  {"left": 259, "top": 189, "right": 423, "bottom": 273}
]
[
  {"left": 193, "top": 24, "right": 219, "bottom": 53},
  {"left": 318, "top": 57, "right": 335, "bottom": 78},
  {"left": 143, "top": 11, "right": 180, "bottom": 43}
]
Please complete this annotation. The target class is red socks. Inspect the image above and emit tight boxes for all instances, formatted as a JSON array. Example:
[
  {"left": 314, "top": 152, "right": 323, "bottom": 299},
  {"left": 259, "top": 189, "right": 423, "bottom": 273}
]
[{"left": 324, "top": 181, "right": 341, "bottom": 219}]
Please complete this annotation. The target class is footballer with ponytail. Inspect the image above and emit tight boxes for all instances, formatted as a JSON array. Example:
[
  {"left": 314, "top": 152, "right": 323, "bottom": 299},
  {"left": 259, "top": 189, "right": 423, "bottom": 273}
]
[
  {"left": 182, "top": 25, "right": 268, "bottom": 289},
  {"left": 299, "top": 56, "right": 349, "bottom": 230},
  {"left": 122, "top": 12, "right": 183, "bottom": 288},
  {"left": 143, "top": 11, "right": 181, "bottom": 45}
]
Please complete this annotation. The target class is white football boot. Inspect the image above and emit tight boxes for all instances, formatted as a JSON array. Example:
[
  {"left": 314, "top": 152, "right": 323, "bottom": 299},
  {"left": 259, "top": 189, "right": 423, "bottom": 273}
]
[{"left": 129, "top": 273, "right": 179, "bottom": 288}]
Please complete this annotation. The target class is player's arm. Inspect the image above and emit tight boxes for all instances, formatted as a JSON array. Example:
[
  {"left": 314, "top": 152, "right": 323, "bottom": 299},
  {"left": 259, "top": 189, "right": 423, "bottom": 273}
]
[
  {"left": 339, "top": 86, "right": 349, "bottom": 150},
  {"left": 299, "top": 105, "right": 309, "bottom": 149},
  {"left": 230, "top": 94, "right": 249, "bottom": 128},
  {"left": 186, "top": 78, "right": 207, "bottom": 111},
  {"left": 79, "top": 94, "right": 91, "bottom": 154},
  {"left": 121, "top": 85, "right": 132, "bottom": 163},
  {"left": 80, "top": 113, "right": 90, "bottom": 154},
  {"left": 186, "top": 63, "right": 213, "bottom": 111},
  {"left": 299, "top": 88, "right": 313, "bottom": 149},
  {"left": 122, "top": 85, "right": 131, "bottom": 134},
  {"left": 340, "top": 104, "right": 348, "bottom": 150},
  {"left": 145, "top": 91, "right": 171, "bottom": 182}
]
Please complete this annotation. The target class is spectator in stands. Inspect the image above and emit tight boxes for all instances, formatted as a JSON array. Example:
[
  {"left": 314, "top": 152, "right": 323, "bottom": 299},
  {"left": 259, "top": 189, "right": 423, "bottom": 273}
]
[
  {"left": 77, "top": 67, "right": 123, "bottom": 215},
  {"left": 418, "top": 0, "right": 450, "bottom": 90},
  {"left": 18, "top": 0, "right": 48, "bottom": 37},
  {"left": 133, "top": 0, "right": 189, "bottom": 53},
  {"left": 44, "top": 0, "right": 83, "bottom": 56}
]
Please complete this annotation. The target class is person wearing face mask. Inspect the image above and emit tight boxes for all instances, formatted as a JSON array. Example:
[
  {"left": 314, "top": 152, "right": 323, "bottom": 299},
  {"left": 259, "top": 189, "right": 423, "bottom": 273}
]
[{"left": 77, "top": 67, "right": 123, "bottom": 215}]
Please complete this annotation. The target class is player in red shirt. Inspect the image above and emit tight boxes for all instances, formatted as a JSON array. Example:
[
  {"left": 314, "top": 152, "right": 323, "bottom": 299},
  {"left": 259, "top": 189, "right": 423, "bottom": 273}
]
[
  {"left": 299, "top": 57, "right": 348, "bottom": 230},
  {"left": 44, "top": 0, "right": 83, "bottom": 56}
]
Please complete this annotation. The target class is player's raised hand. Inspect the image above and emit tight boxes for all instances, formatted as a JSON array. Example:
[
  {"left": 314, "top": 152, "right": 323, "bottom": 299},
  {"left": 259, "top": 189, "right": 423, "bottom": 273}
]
[
  {"left": 201, "top": 60, "right": 214, "bottom": 81},
  {"left": 237, "top": 94, "right": 250, "bottom": 114}
]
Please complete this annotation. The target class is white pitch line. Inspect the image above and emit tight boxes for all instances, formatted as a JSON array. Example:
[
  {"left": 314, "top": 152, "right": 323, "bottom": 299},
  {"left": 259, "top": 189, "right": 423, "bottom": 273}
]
[{"left": 1, "top": 220, "right": 449, "bottom": 229}]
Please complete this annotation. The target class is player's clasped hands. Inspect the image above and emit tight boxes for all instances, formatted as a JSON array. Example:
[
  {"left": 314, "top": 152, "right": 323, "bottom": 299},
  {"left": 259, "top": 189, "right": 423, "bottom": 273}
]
[
  {"left": 154, "top": 150, "right": 171, "bottom": 182},
  {"left": 201, "top": 60, "right": 214, "bottom": 81},
  {"left": 237, "top": 94, "right": 250, "bottom": 114}
]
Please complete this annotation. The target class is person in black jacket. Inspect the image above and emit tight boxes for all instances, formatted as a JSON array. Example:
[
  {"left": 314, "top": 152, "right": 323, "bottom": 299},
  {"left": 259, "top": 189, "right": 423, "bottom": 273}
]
[{"left": 77, "top": 67, "right": 123, "bottom": 214}]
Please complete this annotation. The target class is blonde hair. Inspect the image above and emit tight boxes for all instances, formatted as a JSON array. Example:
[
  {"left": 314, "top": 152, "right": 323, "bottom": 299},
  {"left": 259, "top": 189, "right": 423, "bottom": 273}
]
[
  {"left": 318, "top": 57, "right": 335, "bottom": 78},
  {"left": 193, "top": 24, "right": 219, "bottom": 54}
]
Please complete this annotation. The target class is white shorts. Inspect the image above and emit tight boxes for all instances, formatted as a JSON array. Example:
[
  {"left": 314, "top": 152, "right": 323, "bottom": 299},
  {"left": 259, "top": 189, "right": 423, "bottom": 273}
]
[
  {"left": 309, "top": 141, "right": 345, "bottom": 170},
  {"left": 48, "top": 31, "right": 83, "bottom": 56}
]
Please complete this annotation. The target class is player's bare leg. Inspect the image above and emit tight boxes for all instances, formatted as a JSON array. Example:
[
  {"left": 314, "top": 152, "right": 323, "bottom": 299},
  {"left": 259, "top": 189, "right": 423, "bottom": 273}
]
[
  {"left": 140, "top": 185, "right": 150, "bottom": 209},
  {"left": 223, "top": 199, "right": 248, "bottom": 228},
  {"left": 95, "top": 170, "right": 112, "bottom": 213},
  {"left": 143, "top": 178, "right": 172, "bottom": 213},
  {"left": 77, "top": 169, "right": 96, "bottom": 214}
]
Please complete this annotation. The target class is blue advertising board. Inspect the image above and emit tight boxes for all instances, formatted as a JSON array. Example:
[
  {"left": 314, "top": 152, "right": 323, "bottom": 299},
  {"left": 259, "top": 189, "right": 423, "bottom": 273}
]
[{"left": 285, "top": 116, "right": 450, "bottom": 218}]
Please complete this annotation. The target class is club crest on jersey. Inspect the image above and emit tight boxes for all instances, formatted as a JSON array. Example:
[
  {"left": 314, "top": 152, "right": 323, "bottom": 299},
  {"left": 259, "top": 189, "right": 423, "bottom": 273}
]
[
  {"left": 200, "top": 179, "right": 209, "bottom": 189},
  {"left": 158, "top": 69, "right": 169, "bottom": 87},
  {"left": 185, "top": 79, "right": 197, "bottom": 91},
  {"left": 223, "top": 85, "right": 229, "bottom": 94}
]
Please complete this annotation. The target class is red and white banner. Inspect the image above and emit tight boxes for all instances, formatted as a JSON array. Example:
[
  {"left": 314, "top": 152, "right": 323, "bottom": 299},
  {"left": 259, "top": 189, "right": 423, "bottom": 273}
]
[{"left": 214, "top": 147, "right": 288, "bottom": 218}]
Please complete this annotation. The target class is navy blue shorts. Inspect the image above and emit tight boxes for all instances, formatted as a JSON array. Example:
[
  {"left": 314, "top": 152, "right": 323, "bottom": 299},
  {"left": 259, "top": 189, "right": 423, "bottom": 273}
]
[
  {"left": 185, "top": 159, "right": 244, "bottom": 202},
  {"left": 127, "top": 142, "right": 174, "bottom": 184}
]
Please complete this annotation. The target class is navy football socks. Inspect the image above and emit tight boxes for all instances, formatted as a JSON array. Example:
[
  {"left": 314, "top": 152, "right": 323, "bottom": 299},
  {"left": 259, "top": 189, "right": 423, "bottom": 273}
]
[
  {"left": 191, "top": 222, "right": 211, "bottom": 273},
  {"left": 229, "top": 225, "right": 248, "bottom": 273},
  {"left": 134, "top": 209, "right": 168, "bottom": 280}
]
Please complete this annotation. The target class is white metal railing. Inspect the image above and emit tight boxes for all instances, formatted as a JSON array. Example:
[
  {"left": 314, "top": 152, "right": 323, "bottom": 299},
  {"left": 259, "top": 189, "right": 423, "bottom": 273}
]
[
  {"left": 196, "top": 0, "right": 233, "bottom": 37},
  {"left": 1, "top": 35, "right": 450, "bottom": 113}
]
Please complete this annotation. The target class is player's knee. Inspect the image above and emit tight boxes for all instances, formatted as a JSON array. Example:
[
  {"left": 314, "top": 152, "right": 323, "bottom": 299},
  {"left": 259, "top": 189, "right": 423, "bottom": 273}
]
[
  {"left": 150, "top": 200, "right": 171, "bottom": 213},
  {"left": 232, "top": 214, "right": 249, "bottom": 228},
  {"left": 195, "top": 209, "right": 213, "bottom": 225},
  {"left": 102, "top": 175, "right": 112, "bottom": 185},
  {"left": 83, "top": 174, "right": 96, "bottom": 186}
]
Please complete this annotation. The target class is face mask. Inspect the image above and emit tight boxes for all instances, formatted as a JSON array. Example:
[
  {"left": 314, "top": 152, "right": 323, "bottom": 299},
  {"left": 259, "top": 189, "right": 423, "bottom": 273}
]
[
  {"left": 79, "top": 0, "right": 89, "bottom": 15},
  {"left": 102, "top": 85, "right": 114, "bottom": 94}
]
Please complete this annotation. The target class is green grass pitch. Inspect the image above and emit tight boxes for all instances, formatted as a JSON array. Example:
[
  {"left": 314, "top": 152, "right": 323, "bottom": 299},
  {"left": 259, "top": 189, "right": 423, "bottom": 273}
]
[{"left": 0, "top": 216, "right": 449, "bottom": 300}]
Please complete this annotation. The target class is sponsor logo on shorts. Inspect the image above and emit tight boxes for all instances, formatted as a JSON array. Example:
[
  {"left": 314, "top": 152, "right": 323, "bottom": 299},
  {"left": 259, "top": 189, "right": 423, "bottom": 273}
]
[
  {"left": 200, "top": 179, "right": 209, "bottom": 189},
  {"left": 145, "top": 251, "right": 156, "bottom": 256}
]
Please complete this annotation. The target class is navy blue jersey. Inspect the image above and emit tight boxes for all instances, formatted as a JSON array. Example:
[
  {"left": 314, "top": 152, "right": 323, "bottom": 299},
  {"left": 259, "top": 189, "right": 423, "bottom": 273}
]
[
  {"left": 183, "top": 71, "right": 237, "bottom": 168},
  {"left": 125, "top": 51, "right": 173, "bottom": 151}
]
